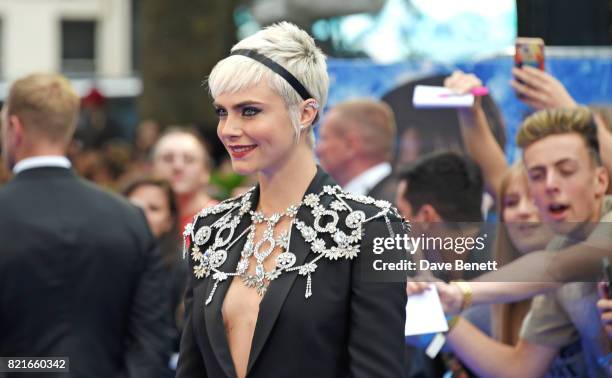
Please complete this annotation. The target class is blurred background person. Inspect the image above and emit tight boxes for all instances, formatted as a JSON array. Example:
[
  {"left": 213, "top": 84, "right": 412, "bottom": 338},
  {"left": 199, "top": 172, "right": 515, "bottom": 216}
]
[
  {"left": 488, "top": 163, "right": 552, "bottom": 343},
  {"left": 132, "top": 119, "right": 162, "bottom": 169},
  {"left": 123, "top": 176, "right": 187, "bottom": 374},
  {"left": 152, "top": 128, "right": 218, "bottom": 232},
  {"left": 396, "top": 151, "right": 489, "bottom": 281},
  {"left": 316, "top": 98, "right": 397, "bottom": 203},
  {"left": 74, "top": 87, "right": 122, "bottom": 150},
  {"left": 396, "top": 151, "right": 490, "bottom": 377},
  {"left": 72, "top": 148, "right": 116, "bottom": 188}
]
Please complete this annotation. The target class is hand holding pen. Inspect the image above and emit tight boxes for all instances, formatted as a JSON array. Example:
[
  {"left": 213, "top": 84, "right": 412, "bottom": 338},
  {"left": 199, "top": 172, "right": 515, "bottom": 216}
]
[{"left": 444, "top": 70, "right": 488, "bottom": 111}]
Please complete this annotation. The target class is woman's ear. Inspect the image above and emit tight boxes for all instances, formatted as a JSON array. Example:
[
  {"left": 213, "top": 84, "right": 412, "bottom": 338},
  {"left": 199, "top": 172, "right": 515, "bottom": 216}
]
[{"left": 299, "top": 99, "right": 319, "bottom": 127}]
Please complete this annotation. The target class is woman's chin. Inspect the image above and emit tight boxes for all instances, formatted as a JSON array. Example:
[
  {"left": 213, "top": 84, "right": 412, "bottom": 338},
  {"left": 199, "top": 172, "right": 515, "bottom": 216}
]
[{"left": 231, "top": 161, "right": 256, "bottom": 176}]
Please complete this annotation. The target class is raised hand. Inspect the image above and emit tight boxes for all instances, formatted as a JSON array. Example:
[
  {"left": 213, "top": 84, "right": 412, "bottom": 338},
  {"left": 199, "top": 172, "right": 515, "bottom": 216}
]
[
  {"left": 510, "top": 66, "right": 577, "bottom": 110},
  {"left": 444, "top": 70, "right": 483, "bottom": 95},
  {"left": 406, "top": 278, "right": 465, "bottom": 315}
]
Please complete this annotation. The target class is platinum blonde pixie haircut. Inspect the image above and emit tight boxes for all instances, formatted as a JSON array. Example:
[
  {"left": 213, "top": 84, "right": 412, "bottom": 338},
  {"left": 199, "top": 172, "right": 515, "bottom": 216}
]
[{"left": 208, "top": 22, "right": 329, "bottom": 146}]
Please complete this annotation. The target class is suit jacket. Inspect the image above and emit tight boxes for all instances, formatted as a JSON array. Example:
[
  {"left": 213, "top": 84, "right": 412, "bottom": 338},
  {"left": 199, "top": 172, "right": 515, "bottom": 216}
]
[
  {"left": 0, "top": 167, "right": 172, "bottom": 378},
  {"left": 367, "top": 173, "right": 397, "bottom": 206},
  {"left": 177, "top": 167, "right": 407, "bottom": 378}
]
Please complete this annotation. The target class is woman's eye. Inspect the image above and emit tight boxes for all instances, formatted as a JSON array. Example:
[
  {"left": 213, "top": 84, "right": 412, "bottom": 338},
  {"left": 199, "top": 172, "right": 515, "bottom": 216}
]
[
  {"left": 242, "top": 107, "right": 261, "bottom": 117},
  {"left": 504, "top": 196, "right": 519, "bottom": 208},
  {"left": 504, "top": 200, "right": 518, "bottom": 208},
  {"left": 215, "top": 107, "right": 227, "bottom": 117}
]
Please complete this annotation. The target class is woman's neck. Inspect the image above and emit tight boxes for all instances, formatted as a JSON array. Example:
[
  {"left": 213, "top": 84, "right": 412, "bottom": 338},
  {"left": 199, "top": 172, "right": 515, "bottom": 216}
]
[{"left": 256, "top": 147, "right": 317, "bottom": 215}]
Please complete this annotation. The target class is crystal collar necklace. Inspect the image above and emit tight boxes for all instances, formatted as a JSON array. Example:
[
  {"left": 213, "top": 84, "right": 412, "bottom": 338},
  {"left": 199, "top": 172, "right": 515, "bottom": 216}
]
[{"left": 184, "top": 185, "right": 396, "bottom": 305}]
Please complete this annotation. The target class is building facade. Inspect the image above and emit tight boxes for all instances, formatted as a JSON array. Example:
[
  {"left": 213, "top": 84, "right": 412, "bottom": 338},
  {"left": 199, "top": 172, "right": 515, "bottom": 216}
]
[{"left": 0, "top": 0, "right": 136, "bottom": 97}]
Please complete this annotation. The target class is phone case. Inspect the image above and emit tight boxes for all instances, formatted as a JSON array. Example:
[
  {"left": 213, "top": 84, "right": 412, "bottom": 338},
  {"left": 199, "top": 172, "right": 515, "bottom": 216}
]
[{"left": 515, "top": 37, "right": 545, "bottom": 70}]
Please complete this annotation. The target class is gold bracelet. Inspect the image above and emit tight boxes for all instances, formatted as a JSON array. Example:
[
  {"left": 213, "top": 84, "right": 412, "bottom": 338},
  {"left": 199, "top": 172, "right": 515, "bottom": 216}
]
[
  {"left": 446, "top": 315, "right": 461, "bottom": 333},
  {"left": 452, "top": 280, "right": 473, "bottom": 311}
]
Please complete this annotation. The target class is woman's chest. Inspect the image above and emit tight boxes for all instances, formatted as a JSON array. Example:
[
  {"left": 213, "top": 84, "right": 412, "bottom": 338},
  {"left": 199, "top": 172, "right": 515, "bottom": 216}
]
[{"left": 222, "top": 276, "right": 262, "bottom": 329}]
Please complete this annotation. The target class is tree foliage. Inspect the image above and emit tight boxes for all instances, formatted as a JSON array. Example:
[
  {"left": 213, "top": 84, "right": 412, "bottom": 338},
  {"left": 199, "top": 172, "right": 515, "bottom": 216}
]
[{"left": 139, "top": 0, "right": 239, "bottom": 129}]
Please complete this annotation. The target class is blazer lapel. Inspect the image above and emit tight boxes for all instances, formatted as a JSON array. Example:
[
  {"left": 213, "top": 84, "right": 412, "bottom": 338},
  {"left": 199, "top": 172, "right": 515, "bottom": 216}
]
[
  {"left": 246, "top": 167, "right": 334, "bottom": 374},
  {"left": 203, "top": 193, "right": 256, "bottom": 378}
]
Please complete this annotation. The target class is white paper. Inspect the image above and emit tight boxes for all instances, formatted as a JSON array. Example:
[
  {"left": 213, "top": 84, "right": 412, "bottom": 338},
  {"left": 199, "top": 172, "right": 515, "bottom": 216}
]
[
  {"left": 412, "top": 85, "right": 474, "bottom": 108},
  {"left": 425, "top": 333, "right": 446, "bottom": 359},
  {"left": 405, "top": 285, "right": 449, "bottom": 336}
]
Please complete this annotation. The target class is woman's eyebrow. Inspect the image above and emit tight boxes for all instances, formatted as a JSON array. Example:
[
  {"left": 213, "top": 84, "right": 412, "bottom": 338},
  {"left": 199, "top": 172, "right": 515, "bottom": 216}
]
[
  {"left": 213, "top": 100, "right": 264, "bottom": 108},
  {"left": 232, "top": 100, "right": 264, "bottom": 109}
]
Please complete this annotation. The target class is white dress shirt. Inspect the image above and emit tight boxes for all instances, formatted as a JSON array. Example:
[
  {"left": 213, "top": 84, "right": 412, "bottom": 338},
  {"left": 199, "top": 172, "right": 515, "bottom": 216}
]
[
  {"left": 13, "top": 155, "right": 72, "bottom": 174},
  {"left": 343, "top": 162, "right": 392, "bottom": 196}
]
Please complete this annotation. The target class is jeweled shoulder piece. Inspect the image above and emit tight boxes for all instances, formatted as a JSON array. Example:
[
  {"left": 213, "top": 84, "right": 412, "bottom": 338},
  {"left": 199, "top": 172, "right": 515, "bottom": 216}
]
[
  {"left": 182, "top": 190, "right": 253, "bottom": 258},
  {"left": 186, "top": 184, "right": 409, "bottom": 305}
]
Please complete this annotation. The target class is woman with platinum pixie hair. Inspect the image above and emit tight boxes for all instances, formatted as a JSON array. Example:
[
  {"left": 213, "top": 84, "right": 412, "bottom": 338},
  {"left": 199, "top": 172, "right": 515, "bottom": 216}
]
[{"left": 177, "top": 22, "right": 409, "bottom": 378}]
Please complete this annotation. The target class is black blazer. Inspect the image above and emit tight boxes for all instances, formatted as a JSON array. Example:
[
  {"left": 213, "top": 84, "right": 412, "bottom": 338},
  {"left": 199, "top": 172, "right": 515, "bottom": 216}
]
[
  {"left": 0, "top": 167, "right": 171, "bottom": 378},
  {"left": 177, "top": 168, "right": 407, "bottom": 378},
  {"left": 367, "top": 173, "right": 397, "bottom": 206}
]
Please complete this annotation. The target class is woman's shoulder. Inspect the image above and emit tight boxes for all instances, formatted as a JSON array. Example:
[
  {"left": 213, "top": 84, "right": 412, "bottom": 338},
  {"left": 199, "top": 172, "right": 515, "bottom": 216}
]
[
  {"left": 308, "top": 185, "right": 410, "bottom": 244},
  {"left": 182, "top": 188, "right": 254, "bottom": 238},
  {"left": 181, "top": 188, "right": 255, "bottom": 263},
  {"left": 202, "top": 189, "right": 253, "bottom": 220},
  {"left": 330, "top": 186, "right": 405, "bottom": 224}
]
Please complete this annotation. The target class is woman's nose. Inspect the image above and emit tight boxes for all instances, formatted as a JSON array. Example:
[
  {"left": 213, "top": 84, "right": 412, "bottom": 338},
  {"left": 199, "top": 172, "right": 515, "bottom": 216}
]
[
  {"left": 517, "top": 198, "right": 538, "bottom": 220},
  {"left": 219, "top": 116, "right": 242, "bottom": 139}
]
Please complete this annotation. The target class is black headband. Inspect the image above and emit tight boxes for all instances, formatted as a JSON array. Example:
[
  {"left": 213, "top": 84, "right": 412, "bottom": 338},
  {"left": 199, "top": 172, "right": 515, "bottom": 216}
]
[{"left": 231, "top": 49, "right": 314, "bottom": 101}]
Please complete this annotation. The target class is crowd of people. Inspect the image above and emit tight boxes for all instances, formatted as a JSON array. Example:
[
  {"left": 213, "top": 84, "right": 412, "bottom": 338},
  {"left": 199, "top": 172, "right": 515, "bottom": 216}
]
[{"left": 0, "top": 21, "right": 611, "bottom": 378}]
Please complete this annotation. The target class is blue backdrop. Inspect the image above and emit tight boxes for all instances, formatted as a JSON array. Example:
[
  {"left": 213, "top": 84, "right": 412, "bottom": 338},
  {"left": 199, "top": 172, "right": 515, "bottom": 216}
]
[{"left": 325, "top": 55, "right": 612, "bottom": 161}]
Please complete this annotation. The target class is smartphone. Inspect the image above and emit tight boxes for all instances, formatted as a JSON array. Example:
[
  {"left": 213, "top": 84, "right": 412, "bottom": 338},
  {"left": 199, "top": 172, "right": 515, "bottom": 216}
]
[{"left": 515, "top": 37, "right": 545, "bottom": 70}]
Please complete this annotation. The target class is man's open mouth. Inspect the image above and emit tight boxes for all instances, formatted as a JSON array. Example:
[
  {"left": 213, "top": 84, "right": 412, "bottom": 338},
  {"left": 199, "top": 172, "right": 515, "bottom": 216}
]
[{"left": 548, "top": 203, "right": 570, "bottom": 215}]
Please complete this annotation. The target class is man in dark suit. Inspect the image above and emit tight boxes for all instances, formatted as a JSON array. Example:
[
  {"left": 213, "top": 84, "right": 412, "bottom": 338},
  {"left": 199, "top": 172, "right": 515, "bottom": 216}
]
[
  {"left": 396, "top": 151, "right": 490, "bottom": 378},
  {"left": 0, "top": 73, "right": 171, "bottom": 377},
  {"left": 316, "top": 98, "right": 397, "bottom": 204}
]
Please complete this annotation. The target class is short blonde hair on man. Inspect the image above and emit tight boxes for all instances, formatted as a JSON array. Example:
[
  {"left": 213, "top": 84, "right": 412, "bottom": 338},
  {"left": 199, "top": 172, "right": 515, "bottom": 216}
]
[
  {"left": 517, "top": 106, "right": 601, "bottom": 165},
  {"left": 207, "top": 22, "right": 329, "bottom": 147},
  {"left": 331, "top": 99, "right": 396, "bottom": 161},
  {"left": 6, "top": 73, "right": 80, "bottom": 144}
]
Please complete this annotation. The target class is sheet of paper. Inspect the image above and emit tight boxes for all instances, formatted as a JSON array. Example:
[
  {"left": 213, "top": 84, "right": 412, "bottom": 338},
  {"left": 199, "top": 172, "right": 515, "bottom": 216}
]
[
  {"left": 412, "top": 85, "right": 474, "bottom": 108},
  {"left": 405, "top": 285, "right": 449, "bottom": 336}
]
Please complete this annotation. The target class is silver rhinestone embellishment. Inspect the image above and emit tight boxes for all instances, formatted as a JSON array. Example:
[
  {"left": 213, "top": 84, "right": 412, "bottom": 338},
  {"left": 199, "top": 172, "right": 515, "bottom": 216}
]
[
  {"left": 276, "top": 252, "right": 297, "bottom": 269},
  {"left": 194, "top": 226, "right": 212, "bottom": 245},
  {"left": 313, "top": 210, "right": 339, "bottom": 233},
  {"left": 346, "top": 211, "right": 366, "bottom": 229},
  {"left": 209, "top": 250, "right": 227, "bottom": 268}
]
